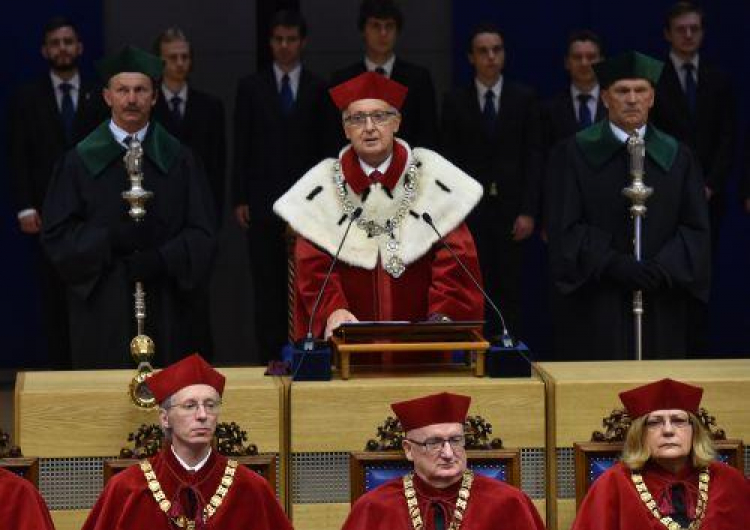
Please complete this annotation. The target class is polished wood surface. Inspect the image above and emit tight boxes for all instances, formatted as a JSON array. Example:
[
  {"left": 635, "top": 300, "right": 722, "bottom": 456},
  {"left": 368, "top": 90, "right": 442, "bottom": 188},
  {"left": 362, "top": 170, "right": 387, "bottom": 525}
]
[{"left": 51, "top": 509, "right": 88, "bottom": 530}]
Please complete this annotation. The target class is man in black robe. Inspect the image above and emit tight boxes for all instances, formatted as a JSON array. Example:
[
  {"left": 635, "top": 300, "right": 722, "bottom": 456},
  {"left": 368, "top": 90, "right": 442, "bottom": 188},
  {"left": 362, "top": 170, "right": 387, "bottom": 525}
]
[
  {"left": 546, "top": 51, "right": 710, "bottom": 360},
  {"left": 41, "top": 46, "right": 216, "bottom": 369}
]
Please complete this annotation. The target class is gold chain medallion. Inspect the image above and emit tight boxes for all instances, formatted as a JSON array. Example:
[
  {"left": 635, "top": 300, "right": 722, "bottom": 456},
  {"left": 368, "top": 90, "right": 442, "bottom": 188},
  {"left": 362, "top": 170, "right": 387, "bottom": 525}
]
[
  {"left": 402, "top": 470, "right": 474, "bottom": 530},
  {"left": 630, "top": 468, "right": 710, "bottom": 530},
  {"left": 140, "top": 459, "right": 238, "bottom": 527}
]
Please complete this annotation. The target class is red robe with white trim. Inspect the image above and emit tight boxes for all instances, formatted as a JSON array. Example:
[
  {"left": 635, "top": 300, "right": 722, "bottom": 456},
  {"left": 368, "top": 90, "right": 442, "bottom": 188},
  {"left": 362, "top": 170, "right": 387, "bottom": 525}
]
[
  {"left": 0, "top": 467, "right": 55, "bottom": 530},
  {"left": 571, "top": 461, "right": 750, "bottom": 530},
  {"left": 82, "top": 449, "right": 292, "bottom": 530},
  {"left": 341, "top": 473, "right": 545, "bottom": 530}
]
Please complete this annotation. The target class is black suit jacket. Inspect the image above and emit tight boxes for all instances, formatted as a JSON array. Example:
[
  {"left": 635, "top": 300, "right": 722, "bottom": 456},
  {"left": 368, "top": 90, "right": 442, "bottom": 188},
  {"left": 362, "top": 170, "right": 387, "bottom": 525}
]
[
  {"left": 153, "top": 86, "right": 226, "bottom": 216},
  {"left": 8, "top": 75, "right": 105, "bottom": 212},
  {"left": 541, "top": 89, "right": 606, "bottom": 153},
  {"left": 330, "top": 57, "right": 438, "bottom": 149},
  {"left": 441, "top": 80, "right": 543, "bottom": 220},
  {"left": 651, "top": 57, "right": 736, "bottom": 192},
  {"left": 232, "top": 67, "right": 329, "bottom": 220}
]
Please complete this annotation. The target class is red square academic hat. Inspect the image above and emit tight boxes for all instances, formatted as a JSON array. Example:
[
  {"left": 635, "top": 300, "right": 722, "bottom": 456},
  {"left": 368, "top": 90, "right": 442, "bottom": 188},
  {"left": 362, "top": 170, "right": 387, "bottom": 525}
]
[
  {"left": 619, "top": 378, "right": 703, "bottom": 418},
  {"left": 146, "top": 353, "right": 226, "bottom": 403},
  {"left": 329, "top": 71, "right": 408, "bottom": 111},
  {"left": 391, "top": 392, "right": 471, "bottom": 432}
]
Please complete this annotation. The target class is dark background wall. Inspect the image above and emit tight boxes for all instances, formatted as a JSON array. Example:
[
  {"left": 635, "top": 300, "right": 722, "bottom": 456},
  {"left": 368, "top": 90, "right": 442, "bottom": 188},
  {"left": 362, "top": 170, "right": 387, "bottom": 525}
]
[{"left": 2, "top": 0, "right": 748, "bottom": 368}]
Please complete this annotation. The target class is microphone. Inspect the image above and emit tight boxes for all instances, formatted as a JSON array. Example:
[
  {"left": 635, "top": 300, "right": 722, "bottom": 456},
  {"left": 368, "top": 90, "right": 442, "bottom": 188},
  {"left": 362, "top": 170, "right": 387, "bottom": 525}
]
[
  {"left": 421, "top": 212, "right": 533, "bottom": 376},
  {"left": 302, "top": 206, "right": 362, "bottom": 351}
]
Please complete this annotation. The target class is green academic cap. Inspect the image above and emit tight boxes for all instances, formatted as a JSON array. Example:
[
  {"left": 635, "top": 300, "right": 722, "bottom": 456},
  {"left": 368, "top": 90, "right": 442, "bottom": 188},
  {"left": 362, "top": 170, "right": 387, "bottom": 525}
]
[
  {"left": 96, "top": 45, "right": 163, "bottom": 83},
  {"left": 593, "top": 51, "right": 664, "bottom": 89}
]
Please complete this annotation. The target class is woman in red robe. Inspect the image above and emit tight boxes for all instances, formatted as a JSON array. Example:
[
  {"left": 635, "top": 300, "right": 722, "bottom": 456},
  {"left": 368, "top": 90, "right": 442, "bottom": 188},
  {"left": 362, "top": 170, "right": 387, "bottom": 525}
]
[{"left": 572, "top": 378, "right": 750, "bottom": 530}]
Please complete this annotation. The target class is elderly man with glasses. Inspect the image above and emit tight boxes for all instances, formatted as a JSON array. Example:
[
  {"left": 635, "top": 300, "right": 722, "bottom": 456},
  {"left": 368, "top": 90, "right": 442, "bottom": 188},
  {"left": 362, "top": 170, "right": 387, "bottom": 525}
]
[
  {"left": 82, "top": 354, "right": 292, "bottom": 530},
  {"left": 274, "top": 72, "right": 484, "bottom": 354},
  {"left": 341, "top": 392, "right": 545, "bottom": 529}
]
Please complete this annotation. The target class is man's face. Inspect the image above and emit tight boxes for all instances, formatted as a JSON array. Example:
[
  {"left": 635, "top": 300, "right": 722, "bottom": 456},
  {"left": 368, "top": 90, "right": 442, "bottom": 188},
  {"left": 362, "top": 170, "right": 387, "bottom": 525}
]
[
  {"left": 270, "top": 25, "right": 305, "bottom": 69},
  {"left": 468, "top": 32, "right": 505, "bottom": 82},
  {"left": 362, "top": 17, "right": 398, "bottom": 58},
  {"left": 644, "top": 409, "right": 693, "bottom": 464},
  {"left": 103, "top": 72, "right": 156, "bottom": 133},
  {"left": 159, "top": 384, "right": 220, "bottom": 452},
  {"left": 343, "top": 98, "right": 400, "bottom": 166},
  {"left": 565, "top": 40, "right": 602, "bottom": 87},
  {"left": 41, "top": 25, "right": 83, "bottom": 73},
  {"left": 601, "top": 78, "right": 654, "bottom": 132},
  {"left": 665, "top": 11, "right": 704, "bottom": 58},
  {"left": 403, "top": 422, "right": 467, "bottom": 487},
  {"left": 160, "top": 39, "right": 191, "bottom": 85}
]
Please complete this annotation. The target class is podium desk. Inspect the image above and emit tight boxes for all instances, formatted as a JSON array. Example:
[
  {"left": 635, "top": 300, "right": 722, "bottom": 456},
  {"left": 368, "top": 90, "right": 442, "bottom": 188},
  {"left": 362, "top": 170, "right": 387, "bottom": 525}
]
[
  {"left": 15, "top": 368, "right": 285, "bottom": 530},
  {"left": 288, "top": 372, "right": 547, "bottom": 530},
  {"left": 536, "top": 360, "right": 750, "bottom": 530}
]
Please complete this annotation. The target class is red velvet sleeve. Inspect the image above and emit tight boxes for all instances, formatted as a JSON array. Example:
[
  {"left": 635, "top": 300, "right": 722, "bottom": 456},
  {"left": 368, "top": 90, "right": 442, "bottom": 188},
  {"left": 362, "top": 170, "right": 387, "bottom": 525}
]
[
  {"left": 294, "top": 236, "right": 350, "bottom": 339},
  {"left": 428, "top": 222, "right": 484, "bottom": 321},
  {"left": 0, "top": 469, "right": 55, "bottom": 530}
]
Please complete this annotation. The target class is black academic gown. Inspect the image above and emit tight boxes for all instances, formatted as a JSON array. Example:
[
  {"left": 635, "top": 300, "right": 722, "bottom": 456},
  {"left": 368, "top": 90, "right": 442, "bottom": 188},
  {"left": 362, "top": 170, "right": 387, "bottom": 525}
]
[
  {"left": 41, "top": 121, "right": 216, "bottom": 368},
  {"left": 546, "top": 121, "right": 710, "bottom": 360}
]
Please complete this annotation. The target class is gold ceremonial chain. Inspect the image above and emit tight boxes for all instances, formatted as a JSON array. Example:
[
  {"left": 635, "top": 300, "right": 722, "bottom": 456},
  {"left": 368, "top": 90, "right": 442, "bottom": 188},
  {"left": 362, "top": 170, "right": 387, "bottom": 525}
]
[
  {"left": 630, "top": 468, "right": 709, "bottom": 530},
  {"left": 140, "top": 459, "right": 238, "bottom": 529},
  {"left": 403, "top": 470, "right": 474, "bottom": 530}
]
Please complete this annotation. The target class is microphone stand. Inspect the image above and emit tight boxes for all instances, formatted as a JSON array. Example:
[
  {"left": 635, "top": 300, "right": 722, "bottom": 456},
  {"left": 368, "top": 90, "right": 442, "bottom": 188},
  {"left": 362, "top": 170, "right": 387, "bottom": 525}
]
[{"left": 622, "top": 133, "right": 651, "bottom": 361}]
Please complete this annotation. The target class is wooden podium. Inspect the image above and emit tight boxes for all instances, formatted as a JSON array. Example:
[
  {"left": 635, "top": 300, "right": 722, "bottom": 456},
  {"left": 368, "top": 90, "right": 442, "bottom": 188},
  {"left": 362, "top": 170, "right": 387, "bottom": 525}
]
[{"left": 329, "top": 321, "right": 489, "bottom": 379}]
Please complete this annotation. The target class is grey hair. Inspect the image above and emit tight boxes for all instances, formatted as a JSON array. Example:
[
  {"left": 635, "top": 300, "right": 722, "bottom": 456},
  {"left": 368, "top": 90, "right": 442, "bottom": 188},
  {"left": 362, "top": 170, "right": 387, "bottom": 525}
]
[{"left": 159, "top": 396, "right": 173, "bottom": 440}]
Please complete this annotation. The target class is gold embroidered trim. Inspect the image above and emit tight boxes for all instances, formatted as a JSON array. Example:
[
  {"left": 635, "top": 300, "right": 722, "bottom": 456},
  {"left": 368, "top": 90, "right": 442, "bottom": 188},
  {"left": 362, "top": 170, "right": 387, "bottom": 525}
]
[
  {"left": 140, "top": 458, "right": 238, "bottom": 529},
  {"left": 402, "top": 470, "right": 474, "bottom": 530},
  {"left": 630, "top": 468, "right": 709, "bottom": 530}
]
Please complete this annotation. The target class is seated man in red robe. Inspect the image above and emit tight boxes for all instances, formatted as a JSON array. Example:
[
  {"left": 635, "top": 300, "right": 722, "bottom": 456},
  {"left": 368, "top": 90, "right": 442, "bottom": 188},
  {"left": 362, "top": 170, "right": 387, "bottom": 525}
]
[
  {"left": 0, "top": 467, "right": 55, "bottom": 530},
  {"left": 341, "top": 392, "right": 546, "bottom": 529},
  {"left": 572, "top": 378, "right": 750, "bottom": 530},
  {"left": 274, "top": 72, "right": 484, "bottom": 344},
  {"left": 82, "top": 354, "right": 292, "bottom": 530}
]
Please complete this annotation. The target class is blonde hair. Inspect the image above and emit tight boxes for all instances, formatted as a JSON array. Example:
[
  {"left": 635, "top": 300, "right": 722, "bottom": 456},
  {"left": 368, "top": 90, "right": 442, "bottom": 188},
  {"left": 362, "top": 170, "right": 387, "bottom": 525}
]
[{"left": 622, "top": 412, "right": 716, "bottom": 470}]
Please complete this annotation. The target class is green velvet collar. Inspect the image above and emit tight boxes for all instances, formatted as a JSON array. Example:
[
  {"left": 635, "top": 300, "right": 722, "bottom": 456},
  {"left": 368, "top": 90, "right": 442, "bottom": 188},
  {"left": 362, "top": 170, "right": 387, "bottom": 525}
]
[
  {"left": 575, "top": 120, "right": 677, "bottom": 172},
  {"left": 76, "top": 121, "right": 181, "bottom": 177}
]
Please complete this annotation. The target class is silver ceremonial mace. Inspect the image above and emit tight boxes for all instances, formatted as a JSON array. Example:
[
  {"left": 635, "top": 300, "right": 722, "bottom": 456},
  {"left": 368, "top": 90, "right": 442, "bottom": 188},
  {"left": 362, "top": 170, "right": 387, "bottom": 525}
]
[
  {"left": 622, "top": 134, "right": 652, "bottom": 361},
  {"left": 122, "top": 139, "right": 157, "bottom": 408}
]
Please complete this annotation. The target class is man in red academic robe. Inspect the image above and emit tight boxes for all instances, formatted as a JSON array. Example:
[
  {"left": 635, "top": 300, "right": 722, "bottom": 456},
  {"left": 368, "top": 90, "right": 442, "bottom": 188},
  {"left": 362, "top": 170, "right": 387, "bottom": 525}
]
[
  {"left": 274, "top": 72, "right": 484, "bottom": 345},
  {"left": 341, "top": 392, "right": 546, "bottom": 530},
  {"left": 81, "top": 354, "right": 292, "bottom": 530},
  {"left": 572, "top": 378, "right": 750, "bottom": 530},
  {"left": 0, "top": 467, "right": 56, "bottom": 530}
]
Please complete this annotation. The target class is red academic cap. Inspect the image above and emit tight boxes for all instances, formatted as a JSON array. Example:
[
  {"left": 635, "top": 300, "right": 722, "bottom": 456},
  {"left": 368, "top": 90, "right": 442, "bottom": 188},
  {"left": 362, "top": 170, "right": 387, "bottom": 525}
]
[
  {"left": 391, "top": 392, "right": 471, "bottom": 432},
  {"left": 619, "top": 378, "right": 703, "bottom": 418},
  {"left": 146, "top": 353, "right": 226, "bottom": 403},
  {"left": 329, "top": 71, "right": 408, "bottom": 111}
]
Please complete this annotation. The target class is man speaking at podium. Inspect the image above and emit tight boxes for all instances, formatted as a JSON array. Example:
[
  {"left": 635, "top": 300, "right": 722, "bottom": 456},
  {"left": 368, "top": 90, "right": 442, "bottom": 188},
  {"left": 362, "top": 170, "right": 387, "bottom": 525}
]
[
  {"left": 274, "top": 72, "right": 484, "bottom": 345},
  {"left": 82, "top": 354, "right": 292, "bottom": 530}
]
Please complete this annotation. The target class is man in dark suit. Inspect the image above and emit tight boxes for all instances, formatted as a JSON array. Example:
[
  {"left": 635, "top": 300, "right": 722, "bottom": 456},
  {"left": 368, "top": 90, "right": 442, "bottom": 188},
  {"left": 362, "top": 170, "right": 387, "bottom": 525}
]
[
  {"left": 8, "top": 16, "right": 105, "bottom": 368},
  {"left": 330, "top": 0, "right": 437, "bottom": 150},
  {"left": 441, "top": 23, "right": 543, "bottom": 339},
  {"left": 541, "top": 30, "right": 606, "bottom": 153},
  {"left": 233, "top": 10, "right": 330, "bottom": 363},
  {"left": 151, "top": 28, "right": 225, "bottom": 359},
  {"left": 650, "top": 1, "right": 736, "bottom": 356},
  {"left": 152, "top": 28, "right": 226, "bottom": 219},
  {"left": 651, "top": 1, "right": 736, "bottom": 251}
]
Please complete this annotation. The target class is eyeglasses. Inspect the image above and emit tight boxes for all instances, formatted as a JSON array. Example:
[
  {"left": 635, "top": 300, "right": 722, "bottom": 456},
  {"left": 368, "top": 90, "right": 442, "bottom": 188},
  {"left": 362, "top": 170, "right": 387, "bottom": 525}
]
[
  {"left": 343, "top": 110, "right": 398, "bottom": 128},
  {"left": 645, "top": 415, "right": 691, "bottom": 430},
  {"left": 167, "top": 399, "right": 222, "bottom": 415},
  {"left": 406, "top": 435, "right": 466, "bottom": 453}
]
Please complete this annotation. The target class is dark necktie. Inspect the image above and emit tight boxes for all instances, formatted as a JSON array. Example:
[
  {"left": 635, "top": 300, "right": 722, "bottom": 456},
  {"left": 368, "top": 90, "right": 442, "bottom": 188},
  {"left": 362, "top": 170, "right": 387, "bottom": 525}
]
[
  {"left": 670, "top": 483, "right": 690, "bottom": 527},
  {"left": 374, "top": 66, "right": 387, "bottom": 76},
  {"left": 683, "top": 63, "right": 697, "bottom": 114},
  {"left": 280, "top": 73, "right": 293, "bottom": 114},
  {"left": 123, "top": 135, "right": 133, "bottom": 147},
  {"left": 170, "top": 95, "right": 183, "bottom": 122},
  {"left": 59, "top": 82, "right": 75, "bottom": 141},
  {"left": 483, "top": 89, "right": 497, "bottom": 135},
  {"left": 432, "top": 502, "right": 445, "bottom": 530},
  {"left": 369, "top": 169, "right": 385, "bottom": 184},
  {"left": 577, "top": 93, "right": 593, "bottom": 128}
]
